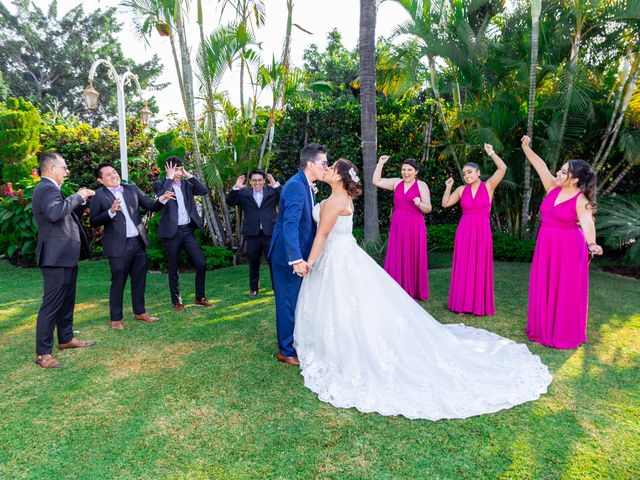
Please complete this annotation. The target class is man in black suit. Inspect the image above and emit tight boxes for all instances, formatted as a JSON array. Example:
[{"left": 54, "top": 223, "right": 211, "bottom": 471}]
[
  {"left": 90, "top": 163, "right": 174, "bottom": 330},
  {"left": 226, "top": 169, "right": 281, "bottom": 297},
  {"left": 32, "top": 152, "right": 96, "bottom": 368},
  {"left": 153, "top": 157, "right": 215, "bottom": 312}
]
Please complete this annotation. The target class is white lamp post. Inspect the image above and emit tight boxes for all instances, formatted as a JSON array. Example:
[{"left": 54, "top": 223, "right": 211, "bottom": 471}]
[{"left": 83, "top": 59, "right": 151, "bottom": 182}]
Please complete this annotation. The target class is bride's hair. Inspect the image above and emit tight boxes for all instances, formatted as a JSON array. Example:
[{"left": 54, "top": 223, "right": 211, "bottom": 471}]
[{"left": 334, "top": 158, "right": 363, "bottom": 198}]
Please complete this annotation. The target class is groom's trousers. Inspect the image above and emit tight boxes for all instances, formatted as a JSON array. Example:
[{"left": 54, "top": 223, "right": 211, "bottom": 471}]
[{"left": 272, "top": 261, "right": 303, "bottom": 357}]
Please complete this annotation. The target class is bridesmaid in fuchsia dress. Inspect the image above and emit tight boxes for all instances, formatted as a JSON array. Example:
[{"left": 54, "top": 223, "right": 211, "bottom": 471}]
[
  {"left": 442, "top": 144, "right": 507, "bottom": 316},
  {"left": 373, "top": 156, "right": 431, "bottom": 300},
  {"left": 521, "top": 135, "right": 603, "bottom": 348}
]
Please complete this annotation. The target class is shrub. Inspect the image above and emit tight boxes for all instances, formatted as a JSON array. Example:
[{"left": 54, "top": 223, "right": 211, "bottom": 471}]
[
  {"left": 40, "top": 114, "right": 156, "bottom": 191},
  {"left": 428, "top": 224, "right": 457, "bottom": 251},
  {"left": 0, "top": 174, "right": 39, "bottom": 264},
  {"left": 492, "top": 231, "right": 535, "bottom": 262},
  {"left": 0, "top": 97, "right": 41, "bottom": 182}
]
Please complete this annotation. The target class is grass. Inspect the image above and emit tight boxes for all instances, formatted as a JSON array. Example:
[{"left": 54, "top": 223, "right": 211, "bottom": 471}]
[{"left": 0, "top": 257, "right": 638, "bottom": 479}]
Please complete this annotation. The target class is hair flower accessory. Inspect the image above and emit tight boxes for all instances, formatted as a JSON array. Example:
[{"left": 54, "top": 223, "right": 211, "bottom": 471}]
[
  {"left": 311, "top": 183, "right": 318, "bottom": 194},
  {"left": 348, "top": 167, "right": 360, "bottom": 183}
]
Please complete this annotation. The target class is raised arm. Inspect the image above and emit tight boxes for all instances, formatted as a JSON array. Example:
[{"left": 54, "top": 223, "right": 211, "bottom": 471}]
[
  {"left": 442, "top": 178, "right": 463, "bottom": 208},
  {"left": 413, "top": 181, "right": 432, "bottom": 214},
  {"left": 372, "top": 155, "right": 401, "bottom": 191},
  {"left": 521, "top": 135, "right": 556, "bottom": 192},
  {"left": 484, "top": 144, "right": 507, "bottom": 196},
  {"left": 307, "top": 197, "right": 346, "bottom": 266}
]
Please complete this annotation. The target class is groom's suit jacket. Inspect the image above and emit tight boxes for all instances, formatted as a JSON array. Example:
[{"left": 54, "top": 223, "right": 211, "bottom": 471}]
[{"left": 268, "top": 171, "right": 316, "bottom": 267}]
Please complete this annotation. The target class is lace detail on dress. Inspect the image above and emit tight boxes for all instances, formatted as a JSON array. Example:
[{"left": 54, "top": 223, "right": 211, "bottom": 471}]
[{"left": 294, "top": 202, "right": 552, "bottom": 420}]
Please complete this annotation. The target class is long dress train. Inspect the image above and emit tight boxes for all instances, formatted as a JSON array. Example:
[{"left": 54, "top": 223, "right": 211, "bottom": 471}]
[{"left": 294, "top": 204, "right": 552, "bottom": 420}]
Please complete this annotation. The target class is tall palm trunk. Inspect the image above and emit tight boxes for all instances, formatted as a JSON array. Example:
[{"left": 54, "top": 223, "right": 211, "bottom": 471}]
[
  {"left": 174, "top": 4, "right": 222, "bottom": 245},
  {"left": 595, "top": 54, "right": 639, "bottom": 174},
  {"left": 520, "top": 0, "right": 541, "bottom": 238},
  {"left": 196, "top": 0, "right": 227, "bottom": 246},
  {"left": 360, "top": 0, "right": 379, "bottom": 244},
  {"left": 602, "top": 163, "right": 633, "bottom": 196},
  {"left": 593, "top": 55, "right": 632, "bottom": 170},
  {"left": 550, "top": 22, "right": 583, "bottom": 172}
]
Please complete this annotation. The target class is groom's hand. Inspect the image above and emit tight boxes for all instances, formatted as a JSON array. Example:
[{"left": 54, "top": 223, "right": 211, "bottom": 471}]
[{"left": 293, "top": 261, "right": 310, "bottom": 277}]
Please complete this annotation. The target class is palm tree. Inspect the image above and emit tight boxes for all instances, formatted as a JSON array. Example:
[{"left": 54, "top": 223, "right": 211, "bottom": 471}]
[
  {"left": 219, "top": 0, "right": 265, "bottom": 119},
  {"left": 360, "top": 0, "right": 379, "bottom": 244},
  {"left": 121, "top": 0, "right": 224, "bottom": 245},
  {"left": 520, "top": 0, "right": 542, "bottom": 238}
]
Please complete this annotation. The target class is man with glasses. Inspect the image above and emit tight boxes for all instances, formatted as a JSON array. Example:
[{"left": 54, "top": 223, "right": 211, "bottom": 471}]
[
  {"left": 267, "top": 143, "right": 328, "bottom": 366},
  {"left": 226, "top": 169, "right": 281, "bottom": 297},
  {"left": 32, "top": 153, "right": 96, "bottom": 368}
]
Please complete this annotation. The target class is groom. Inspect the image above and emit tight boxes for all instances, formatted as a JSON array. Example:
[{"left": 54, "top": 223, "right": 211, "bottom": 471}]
[{"left": 268, "top": 143, "right": 328, "bottom": 365}]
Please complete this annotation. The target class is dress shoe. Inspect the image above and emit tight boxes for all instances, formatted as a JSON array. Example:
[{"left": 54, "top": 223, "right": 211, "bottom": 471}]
[
  {"left": 194, "top": 298, "right": 215, "bottom": 307},
  {"left": 277, "top": 352, "right": 300, "bottom": 366},
  {"left": 173, "top": 303, "right": 185, "bottom": 313},
  {"left": 110, "top": 320, "right": 125, "bottom": 330},
  {"left": 247, "top": 291, "right": 259, "bottom": 298},
  {"left": 58, "top": 338, "right": 97, "bottom": 350},
  {"left": 35, "top": 354, "right": 61, "bottom": 368},
  {"left": 135, "top": 312, "right": 160, "bottom": 323}
]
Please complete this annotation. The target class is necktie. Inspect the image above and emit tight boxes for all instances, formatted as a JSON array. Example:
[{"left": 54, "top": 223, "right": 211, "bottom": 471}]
[{"left": 109, "top": 186, "right": 124, "bottom": 194}]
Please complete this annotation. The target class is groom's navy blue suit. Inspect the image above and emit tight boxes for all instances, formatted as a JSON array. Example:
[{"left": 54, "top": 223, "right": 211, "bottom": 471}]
[{"left": 268, "top": 171, "right": 316, "bottom": 357}]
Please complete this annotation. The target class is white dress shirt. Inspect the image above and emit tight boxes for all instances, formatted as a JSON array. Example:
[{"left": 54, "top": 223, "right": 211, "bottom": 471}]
[
  {"left": 107, "top": 188, "right": 139, "bottom": 238},
  {"left": 171, "top": 181, "right": 191, "bottom": 226}
]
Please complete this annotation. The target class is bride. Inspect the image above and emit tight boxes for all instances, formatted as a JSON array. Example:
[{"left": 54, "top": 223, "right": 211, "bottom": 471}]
[{"left": 294, "top": 159, "right": 552, "bottom": 420}]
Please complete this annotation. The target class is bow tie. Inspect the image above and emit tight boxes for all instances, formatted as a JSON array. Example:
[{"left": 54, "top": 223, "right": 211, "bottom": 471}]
[{"left": 109, "top": 186, "right": 124, "bottom": 194}]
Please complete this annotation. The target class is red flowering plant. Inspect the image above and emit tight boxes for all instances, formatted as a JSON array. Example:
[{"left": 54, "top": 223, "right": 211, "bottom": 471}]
[{"left": 0, "top": 170, "right": 42, "bottom": 265}]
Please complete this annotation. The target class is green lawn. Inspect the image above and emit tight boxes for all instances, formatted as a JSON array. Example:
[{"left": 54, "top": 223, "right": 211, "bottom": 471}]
[{"left": 0, "top": 257, "right": 638, "bottom": 479}]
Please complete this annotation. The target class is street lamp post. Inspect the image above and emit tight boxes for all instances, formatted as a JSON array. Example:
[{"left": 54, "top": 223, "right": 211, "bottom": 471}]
[{"left": 83, "top": 59, "right": 151, "bottom": 182}]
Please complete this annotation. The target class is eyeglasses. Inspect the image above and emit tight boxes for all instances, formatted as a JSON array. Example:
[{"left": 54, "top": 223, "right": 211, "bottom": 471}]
[
  {"left": 250, "top": 178, "right": 265, "bottom": 183},
  {"left": 313, "top": 161, "right": 328, "bottom": 167},
  {"left": 54, "top": 165, "right": 69, "bottom": 171}
]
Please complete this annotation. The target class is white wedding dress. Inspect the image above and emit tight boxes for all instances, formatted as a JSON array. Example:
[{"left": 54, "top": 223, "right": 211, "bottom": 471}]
[{"left": 293, "top": 204, "right": 552, "bottom": 420}]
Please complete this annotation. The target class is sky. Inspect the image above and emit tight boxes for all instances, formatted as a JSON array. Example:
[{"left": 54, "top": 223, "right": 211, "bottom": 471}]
[{"left": 26, "top": 0, "right": 413, "bottom": 127}]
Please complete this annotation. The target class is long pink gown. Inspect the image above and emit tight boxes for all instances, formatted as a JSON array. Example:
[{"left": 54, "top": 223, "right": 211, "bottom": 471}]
[
  {"left": 448, "top": 182, "right": 495, "bottom": 315},
  {"left": 528, "top": 187, "right": 589, "bottom": 348},
  {"left": 384, "top": 181, "right": 429, "bottom": 300}
]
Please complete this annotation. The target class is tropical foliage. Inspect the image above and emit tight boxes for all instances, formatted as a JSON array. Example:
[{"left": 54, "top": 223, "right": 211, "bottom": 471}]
[{"left": 0, "top": 0, "right": 165, "bottom": 127}]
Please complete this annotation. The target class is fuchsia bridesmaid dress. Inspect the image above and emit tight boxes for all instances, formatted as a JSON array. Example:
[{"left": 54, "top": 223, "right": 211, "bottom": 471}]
[
  {"left": 384, "top": 181, "right": 429, "bottom": 300},
  {"left": 528, "top": 187, "right": 589, "bottom": 348},
  {"left": 448, "top": 182, "right": 495, "bottom": 316}
]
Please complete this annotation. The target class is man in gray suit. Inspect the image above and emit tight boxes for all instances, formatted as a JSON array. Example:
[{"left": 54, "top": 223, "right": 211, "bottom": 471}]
[{"left": 32, "top": 153, "right": 96, "bottom": 368}]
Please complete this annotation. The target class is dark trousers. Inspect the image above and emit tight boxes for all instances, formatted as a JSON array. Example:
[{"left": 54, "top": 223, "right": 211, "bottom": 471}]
[
  {"left": 108, "top": 236, "right": 148, "bottom": 321},
  {"left": 246, "top": 231, "right": 273, "bottom": 291},
  {"left": 36, "top": 266, "right": 78, "bottom": 355},
  {"left": 163, "top": 225, "right": 206, "bottom": 305}
]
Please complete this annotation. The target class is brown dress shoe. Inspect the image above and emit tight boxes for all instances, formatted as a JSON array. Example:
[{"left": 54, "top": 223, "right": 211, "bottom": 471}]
[
  {"left": 35, "top": 354, "right": 61, "bottom": 368},
  {"left": 58, "top": 338, "right": 97, "bottom": 350},
  {"left": 135, "top": 312, "right": 160, "bottom": 322},
  {"left": 110, "top": 320, "right": 125, "bottom": 330},
  {"left": 194, "top": 298, "right": 215, "bottom": 307},
  {"left": 247, "top": 291, "right": 259, "bottom": 298},
  {"left": 277, "top": 352, "right": 300, "bottom": 366},
  {"left": 173, "top": 303, "right": 185, "bottom": 312}
]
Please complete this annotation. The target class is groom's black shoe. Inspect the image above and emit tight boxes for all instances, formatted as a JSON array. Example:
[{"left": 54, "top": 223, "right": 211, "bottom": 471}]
[{"left": 277, "top": 352, "right": 300, "bottom": 366}]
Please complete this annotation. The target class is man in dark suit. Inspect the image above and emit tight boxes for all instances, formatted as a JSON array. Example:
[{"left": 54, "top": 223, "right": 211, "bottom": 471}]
[
  {"left": 226, "top": 169, "right": 281, "bottom": 297},
  {"left": 90, "top": 163, "right": 174, "bottom": 330},
  {"left": 32, "top": 152, "right": 97, "bottom": 368},
  {"left": 153, "top": 157, "right": 215, "bottom": 312}
]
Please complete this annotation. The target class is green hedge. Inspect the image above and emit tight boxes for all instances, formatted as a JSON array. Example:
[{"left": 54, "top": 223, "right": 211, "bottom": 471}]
[{"left": 355, "top": 224, "right": 535, "bottom": 264}]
